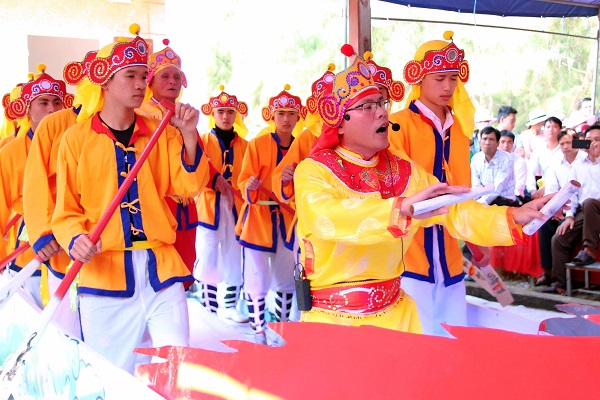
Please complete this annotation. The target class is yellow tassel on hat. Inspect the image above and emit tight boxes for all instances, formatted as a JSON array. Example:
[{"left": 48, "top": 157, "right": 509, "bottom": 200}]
[
  {"left": 328, "top": 63, "right": 335, "bottom": 71},
  {"left": 129, "top": 23, "right": 141, "bottom": 36},
  {"left": 363, "top": 51, "right": 373, "bottom": 61},
  {"left": 219, "top": 84, "right": 225, "bottom": 91},
  {"left": 443, "top": 31, "right": 454, "bottom": 41},
  {"left": 27, "top": 72, "right": 34, "bottom": 81},
  {"left": 37, "top": 63, "right": 46, "bottom": 73},
  {"left": 284, "top": 84, "right": 291, "bottom": 91}
]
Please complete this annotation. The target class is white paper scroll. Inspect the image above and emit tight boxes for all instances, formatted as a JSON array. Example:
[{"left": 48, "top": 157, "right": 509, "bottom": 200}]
[
  {"left": 522, "top": 180, "right": 581, "bottom": 235},
  {"left": 412, "top": 184, "right": 495, "bottom": 216}
]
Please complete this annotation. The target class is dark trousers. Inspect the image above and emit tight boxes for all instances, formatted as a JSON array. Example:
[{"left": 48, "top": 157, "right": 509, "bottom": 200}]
[
  {"left": 490, "top": 197, "right": 519, "bottom": 207},
  {"left": 551, "top": 199, "right": 600, "bottom": 287},
  {"left": 539, "top": 219, "right": 559, "bottom": 276}
]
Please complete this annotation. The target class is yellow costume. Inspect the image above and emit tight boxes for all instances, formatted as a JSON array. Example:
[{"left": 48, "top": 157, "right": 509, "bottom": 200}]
[
  {"left": 236, "top": 132, "right": 295, "bottom": 251},
  {"left": 296, "top": 146, "right": 522, "bottom": 331},
  {"left": 52, "top": 113, "right": 209, "bottom": 295},
  {"left": 389, "top": 103, "right": 471, "bottom": 282},
  {"left": 23, "top": 107, "right": 79, "bottom": 277}
]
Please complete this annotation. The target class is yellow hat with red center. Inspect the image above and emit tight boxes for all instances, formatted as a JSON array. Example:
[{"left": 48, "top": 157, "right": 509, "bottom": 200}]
[
  {"left": 1, "top": 84, "right": 23, "bottom": 138},
  {"left": 403, "top": 31, "right": 475, "bottom": 138},
  {"left": 147, "top": 39, "right": 187, "bottom": 87},
  {"left": 201, "top": 85, "right": 249, "bottom": 138},
  {"left": 6, "top": 64, "right": 74, "bottom": 120},
  {"left": 363, "top": 51, "right": 405, "bottom": 103}
]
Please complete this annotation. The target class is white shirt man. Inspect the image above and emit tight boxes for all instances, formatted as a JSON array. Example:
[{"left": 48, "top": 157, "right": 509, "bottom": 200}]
[
  {"left": 499, "top": 130, "right": 527, "bottom": 198},
  {"left": 526, "top": 117, "right": 563, "bottom": 195},
  {"left": 471, "top": 127, "right": 517, "bottom": 205}
]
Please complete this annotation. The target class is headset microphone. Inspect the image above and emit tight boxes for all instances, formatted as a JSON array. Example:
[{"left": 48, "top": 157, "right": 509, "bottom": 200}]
[
  {"left": 391, "top": 123, "right": 400, "bottom": 131},
  {"left": 343, "top": 114, "right": 350, "bottom": 121}
]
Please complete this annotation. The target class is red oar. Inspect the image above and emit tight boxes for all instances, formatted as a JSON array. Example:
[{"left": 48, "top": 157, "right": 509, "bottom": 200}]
[
  {"left": 258, "top": 186, "right": 295, "bottom": 215},
  {"left": 0, "top": 99, "right": 177, "bottom": 388},
  {"left": 0, "top": 243, "right": 30, "bottom": 273},
  {"left": 4, "top": 213, "right": 21, "bottom": 232}
]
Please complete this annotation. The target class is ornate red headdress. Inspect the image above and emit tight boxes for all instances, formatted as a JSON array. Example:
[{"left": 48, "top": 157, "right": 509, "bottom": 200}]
[
  {"left": 86, "top": 23, "right": 149, "bottom": 85},
  {"left": 147, "top": 38, "right": 187, "bottom": 87},
  {"left": 2, "top": 84, "right": 23, "bottom": 121},
  {"left": 403, "top": 31, "right": 469, "bottom": 86},
  {"left": 201, "top": 85, "right": 248, "bottom": 116},
  {"left": 7, "top": 65, "right": 74, "bottom": 120},
  {"left": 363, "top": 52, "right": 405, "bottom": 102},
  {"left": 63, "top": 50, "right": 99, "bottom": 86},
  {"left": 306, "top": 63, "right": 336, "bottom": 115},
  {"left": 262, "top": 84, "right": 307, "bottom": 122}
]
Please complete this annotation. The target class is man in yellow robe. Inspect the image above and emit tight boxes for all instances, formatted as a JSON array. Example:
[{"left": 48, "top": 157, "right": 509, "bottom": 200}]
[
  {"left": 388, "top": 32, "right": 488, "bottom": 335},
  {"left": 0, "top": 65, "right": 73, "bottom": 308},
  {"left": 294, "top": 44, "right": 554, "bottom": 333},
  {"left": 51, "top": 25, "right": 210, "bottom": 373}
]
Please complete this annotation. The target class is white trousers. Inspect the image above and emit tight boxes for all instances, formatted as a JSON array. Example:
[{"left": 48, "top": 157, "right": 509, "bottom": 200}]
[
  {"left": 401, "top": 231, "right": 467, "bottom": 336},
  {"left": 243, "top": 232, "right": 295, "bottom": 299},
  {"left": 47, "top": 272, "right": 81, "bottom": 339},
  {"left": 8, "top": 267, "right": 42, "bottom": 310},
  {"left": 79, "top": 250, "right": 189, "bottom": 373},
  {"left": 194, "top": 197, "right": 242, "bottom": 286}
]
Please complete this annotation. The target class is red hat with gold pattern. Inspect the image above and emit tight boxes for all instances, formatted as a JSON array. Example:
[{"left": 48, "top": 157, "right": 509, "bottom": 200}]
[
  {"left": 403, "top": 31, "right": 469, "bottom": 86},
  {"left": 2, "top": 84, "right": 23, "bottom": 121},
  {"left": 262, "top": 84, "right": 307, "bottom": 122},
  {"left": 363, "top": 51, "right": 405, "bottom": 103},
  {"left": 63, "top": 50, "right": 99, "bottom": 86},
  {"left": 7, "top": 65, "right": 74, "bottom": 120},
  {"left": 86, "top": 23, "right": 149, "bottom": 85},
  {"left": 147, "top": 38, "right": 187, "bottom": 87},
  {"left": 306, "top": 63, "right": 336, "bottom": 115},
  {"left": 201, "top": 85, "right": 248, "bottom": 116},
  {"left": 314, "top": 44, "right": 377, "bottom": 128}
]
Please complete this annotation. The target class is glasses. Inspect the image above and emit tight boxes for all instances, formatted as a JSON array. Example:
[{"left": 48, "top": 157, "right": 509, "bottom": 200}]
[{"left": 346, "top": 99, "right": 391, "bottom": 114}]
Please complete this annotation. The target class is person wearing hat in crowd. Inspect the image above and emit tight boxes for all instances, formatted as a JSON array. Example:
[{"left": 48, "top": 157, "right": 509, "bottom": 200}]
[
  {"left": 520, "top": 109, "right": 547, "bottom": 160},
  {"left": 236, "top": 84, "right": 304, "bottom": 343},
  {"left": 0, "top": 64, "right": 74, "bottom": 309},
  {"left": 22, "top": 50, "right": 97, "bottom": 338},
  {"left": 51, "top": 24, "right": 210, "bottom": 373},
  {"left": 294, "top": 44, "right": 557, "bottom": 332},
  {"left": 388, "top": 32, "right": 491, "bottom": 335},
  {"left": 0, "top": 84, "right": 23, "bottom": 145},
  {"left": 193, "top": 85, "right": 249, "bottom": 323}
]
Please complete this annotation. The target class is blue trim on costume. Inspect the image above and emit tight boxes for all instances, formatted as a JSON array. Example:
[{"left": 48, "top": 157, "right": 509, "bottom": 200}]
[
  {"left": 47, "top": 266, "right": 65, "bottom": 279},
  {"left": 196, "top": 192, "right": 221, "bottom": 231},
  {"left": 73, "top": 105, "right": 81, "bottom": 115},
  {"left": 9, "top": 263, "right": 43, "bottom": 277},
  {"left": 115, "top": 145, "right": 133, "bottom": 248},
  {"left": 175, "top": 203, "right": 183, "bottom": 230},
  {"left": 68, "top": 234, "right": 82, "bottom": 259},
  {"left": 210, "top": 173, "right": 220, "bottom": 190},
  {"left": 78, "top": 251, "right": 135, "bottom": 297},
  {"left": 181, "top": 142, "right": 202, "bottom": 172},
  {"left": 125, "top": 149, "right": 147, "bottom": 241},
  {"left": 32, "top": 233, "right": 55, "bottom": 253},
  {"left": 27, "top": 129, "right": 34, "bottom": 140},
  {"left": 148, "top": 249, "right": 193, "bottom": 290}
]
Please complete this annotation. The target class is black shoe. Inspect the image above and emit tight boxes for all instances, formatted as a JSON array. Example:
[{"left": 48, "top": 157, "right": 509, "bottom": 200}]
[
  {"left": 535, "top": 274, "right": 552, "bottom": 287},
  {"left": 571, "top": 250, "right": 596, "bottom": 266}
]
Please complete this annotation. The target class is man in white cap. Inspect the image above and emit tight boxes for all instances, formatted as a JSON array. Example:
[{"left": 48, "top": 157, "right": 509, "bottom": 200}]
[{"left": 520, "top": 109, "right": 547, "bottom": 160}]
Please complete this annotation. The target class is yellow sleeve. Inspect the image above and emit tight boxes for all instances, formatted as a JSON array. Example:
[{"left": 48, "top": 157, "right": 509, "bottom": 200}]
[
  {"left": 295, "top": 159, "right": 411, "bottom": 245},
  {"left": 0, "top": 145, "right": 20, "bottom": 237},
  {"left": 237, "top": 138, "right": 262, "bottom": 204},
  {"left": 23, "top": 125, "right": 55, "bottom": 249},
  {"left": 164, "top": 126, "right": 210, "bottom": 198},
  {"left": 52, "top": 130, "right": 89, "bottom": 252}
]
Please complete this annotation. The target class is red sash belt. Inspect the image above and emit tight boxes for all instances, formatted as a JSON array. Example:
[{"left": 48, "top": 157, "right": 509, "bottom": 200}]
[{"left": 311, "top": 277, "right": 401, "bottom": 315}]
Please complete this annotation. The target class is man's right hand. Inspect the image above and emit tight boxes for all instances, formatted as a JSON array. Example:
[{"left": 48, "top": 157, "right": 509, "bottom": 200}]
[
  {"left": 215, "top": 175, "right": 234, "bottom": 208},
  {"left": 36, "top": 239, "right": 61, "bottom": 262},
  {"left": 556, "top": 216, "right": 575, "bottom": 235},
  {"left": 246, "top": 176, "right": 262, "bottom": 191},
  {"left": 70, "top": 234, "right": 102, "bottom": 264}
]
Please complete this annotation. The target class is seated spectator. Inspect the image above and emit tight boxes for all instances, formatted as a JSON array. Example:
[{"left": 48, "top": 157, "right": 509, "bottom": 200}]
[
  {"left": 472, "top": 109, "right": 497, "bottom": 157},
  {"left": 535, "top": 129, "right": 587, "bottom": 286},
  {"left": 520, "top": 109, "right": 547, "bottom": 160},
  {"left": 544, "top": 125, "right": 600, "bottom": 294},
  {"left": 470, "top": 126, "right": 517, "bottom": 206},
  {"left": 499, "top": 130, "right": 527, "bottom": 202},
  {"left": 526, "top": 116, "right": 563, "bottom": 199},
  {"left": 497, "top": 105, "right": 524, "bottom": 157}
]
